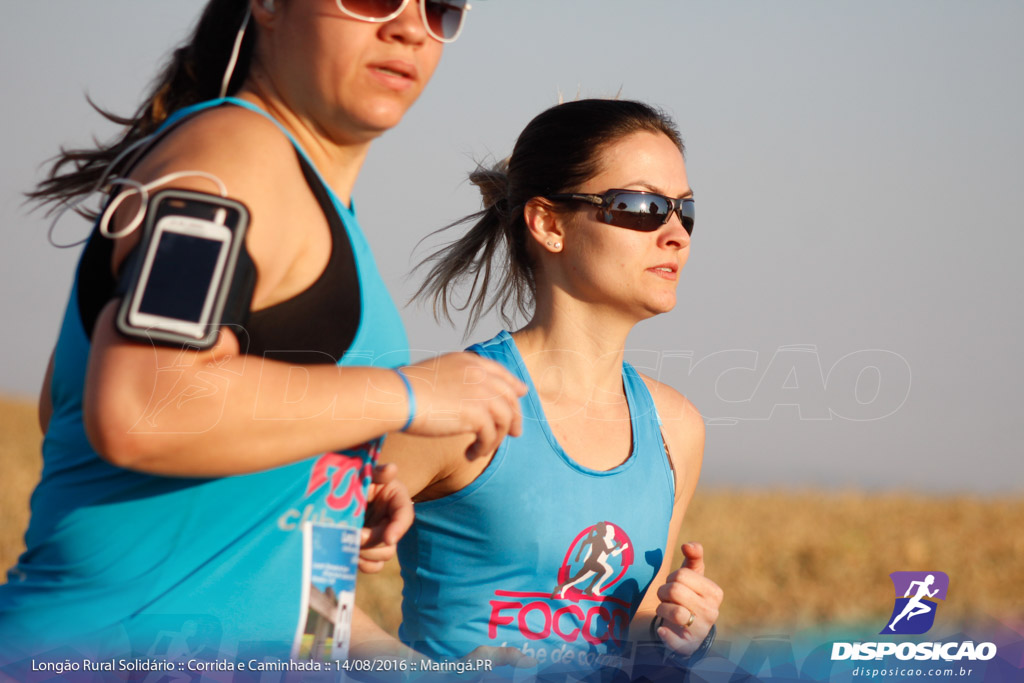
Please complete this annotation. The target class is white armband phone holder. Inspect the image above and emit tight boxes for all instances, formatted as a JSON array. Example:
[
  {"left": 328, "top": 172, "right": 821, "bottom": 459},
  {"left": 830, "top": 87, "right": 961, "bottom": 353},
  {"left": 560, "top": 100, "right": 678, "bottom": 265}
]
[{"left": 116, "top": 189, "right": 253, "bottom": 349}]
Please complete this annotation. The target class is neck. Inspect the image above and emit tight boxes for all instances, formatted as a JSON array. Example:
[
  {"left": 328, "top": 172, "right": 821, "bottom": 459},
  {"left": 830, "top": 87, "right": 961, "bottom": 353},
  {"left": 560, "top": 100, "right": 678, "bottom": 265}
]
[
  {"left": 234, "top": 84, "right": 372, "bottom": 206},
  {"left": 513, "top": 295, "right": 639, "bottom": 401}
]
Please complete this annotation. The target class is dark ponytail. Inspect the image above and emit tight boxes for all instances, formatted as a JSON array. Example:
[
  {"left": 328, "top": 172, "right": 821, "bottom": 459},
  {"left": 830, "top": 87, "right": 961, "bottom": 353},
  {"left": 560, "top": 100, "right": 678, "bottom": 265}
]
[
  {"left": 414, "top": 157, "right": 536, "bottom": 332},
  {"left": 27, "top": 0, "right": 256, "bottom": 216},
  {"left": 414, "top": 99, "right": 685, "bottom": 333}
]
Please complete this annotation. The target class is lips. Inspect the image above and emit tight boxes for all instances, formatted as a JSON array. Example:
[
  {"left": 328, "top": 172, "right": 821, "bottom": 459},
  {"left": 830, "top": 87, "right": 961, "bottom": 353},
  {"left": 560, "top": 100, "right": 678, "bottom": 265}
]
[
  {"left": 367, "top": 59, "right": 418, "bottom": 85},
  {"left": 647, "top": 263, "right": 679, "bottom": 280}
]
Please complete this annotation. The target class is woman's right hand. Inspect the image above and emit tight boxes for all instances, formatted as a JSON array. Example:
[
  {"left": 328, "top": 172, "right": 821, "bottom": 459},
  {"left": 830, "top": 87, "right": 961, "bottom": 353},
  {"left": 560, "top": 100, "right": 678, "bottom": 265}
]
[{"left": 399, "top": 352, "right": 527, "bottom": 459}]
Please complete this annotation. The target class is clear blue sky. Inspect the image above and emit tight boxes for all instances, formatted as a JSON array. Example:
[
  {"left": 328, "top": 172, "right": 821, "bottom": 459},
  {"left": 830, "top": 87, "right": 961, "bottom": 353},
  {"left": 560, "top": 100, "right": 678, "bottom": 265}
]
[{"left": 2, "top": 1, "right": 1022, "bottom": 492}]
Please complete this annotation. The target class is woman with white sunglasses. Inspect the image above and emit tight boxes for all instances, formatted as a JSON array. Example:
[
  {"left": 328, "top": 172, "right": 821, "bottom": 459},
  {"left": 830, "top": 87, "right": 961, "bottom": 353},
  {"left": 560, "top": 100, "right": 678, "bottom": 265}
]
[
  {"left": 383, "top": 99, "right": 723, "bottom": 676},
  {"left": 0, "top": 0, "right": 526, "bottom": 666}
]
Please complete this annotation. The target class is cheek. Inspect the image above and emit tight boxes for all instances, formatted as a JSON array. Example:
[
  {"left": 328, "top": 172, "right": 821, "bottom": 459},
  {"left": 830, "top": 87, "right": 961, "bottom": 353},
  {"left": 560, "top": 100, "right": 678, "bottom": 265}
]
[
  {"left": 279, "top": 24, "right": 351, "bottom": 90},
  {"left": 570, "top": 235, "right": 635, "bottom": 282},
  {"left": 316, "top": 34, "right": 362, "bottom": 84}
]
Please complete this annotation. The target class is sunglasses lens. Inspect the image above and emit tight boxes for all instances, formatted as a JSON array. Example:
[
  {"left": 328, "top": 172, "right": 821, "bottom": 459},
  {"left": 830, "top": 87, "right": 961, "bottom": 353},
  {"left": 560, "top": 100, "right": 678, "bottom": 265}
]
[
  {"left": 679, "top": 199, "right": 695, "bottom": 235},
  {"left": 423, "top": 0, "right": 469, "bottom": 40},
  {"left": 603, "top": 193, "right": 667, "bottom": 231},
  {"left": 339, "top": 0, "right": 405, "bottom": 20}
]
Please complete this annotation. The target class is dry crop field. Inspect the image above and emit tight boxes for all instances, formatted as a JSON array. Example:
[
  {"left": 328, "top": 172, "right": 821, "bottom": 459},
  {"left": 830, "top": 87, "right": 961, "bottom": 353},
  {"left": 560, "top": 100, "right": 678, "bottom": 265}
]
[{"left": 3, "top": 396, "right": 1022, "bottom": 636}]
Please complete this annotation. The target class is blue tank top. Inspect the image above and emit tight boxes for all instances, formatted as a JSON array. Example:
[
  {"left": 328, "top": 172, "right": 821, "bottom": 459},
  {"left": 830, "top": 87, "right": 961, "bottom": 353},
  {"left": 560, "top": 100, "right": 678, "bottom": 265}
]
[
  {"left": 0, "top": 98, "right": 409, "bottom": 663},
  {"left": 397, "top": 330, "right": 675, "bottom": 670}
]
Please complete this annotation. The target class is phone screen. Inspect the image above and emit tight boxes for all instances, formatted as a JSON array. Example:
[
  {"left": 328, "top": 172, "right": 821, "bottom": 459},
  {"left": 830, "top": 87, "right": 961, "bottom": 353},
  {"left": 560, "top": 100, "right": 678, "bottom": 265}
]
[{"left": 138, "top": 231, "right": 225, "bottom": 323}]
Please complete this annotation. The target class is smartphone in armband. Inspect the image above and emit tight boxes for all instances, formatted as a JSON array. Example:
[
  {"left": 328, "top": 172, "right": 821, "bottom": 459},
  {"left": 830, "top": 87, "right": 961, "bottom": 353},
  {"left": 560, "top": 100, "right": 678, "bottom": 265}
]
[{"left": 116, "top": 189, "right": 251, "bottom": 349}]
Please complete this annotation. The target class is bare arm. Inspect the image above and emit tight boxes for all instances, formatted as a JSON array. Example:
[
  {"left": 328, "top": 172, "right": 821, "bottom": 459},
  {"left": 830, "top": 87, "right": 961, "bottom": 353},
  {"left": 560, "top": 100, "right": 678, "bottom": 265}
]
[
  {"left": 629, "top": 380, "right": 705, "bottom": 637},
  {"left": 378, "top": 431, "right": 481, "bottom": 501},
  {"left": 630, "top": 377, "right": 722, "bottom": 656},
  {"left": 85, "top": 311, "right": 522, "bottom": 477},
  {"left": 84, "top": 303, "right": 412, "bottom": 475}
]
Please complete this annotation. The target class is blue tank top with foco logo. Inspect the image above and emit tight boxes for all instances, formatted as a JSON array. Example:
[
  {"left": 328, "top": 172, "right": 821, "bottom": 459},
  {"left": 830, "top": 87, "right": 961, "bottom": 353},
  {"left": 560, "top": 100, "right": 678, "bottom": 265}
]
[
  {"left": 0, "top": 98, "right": 408, "bottom": 664},
  {"left": 397, "top": 330, "right": 676, "bottom": 668}
]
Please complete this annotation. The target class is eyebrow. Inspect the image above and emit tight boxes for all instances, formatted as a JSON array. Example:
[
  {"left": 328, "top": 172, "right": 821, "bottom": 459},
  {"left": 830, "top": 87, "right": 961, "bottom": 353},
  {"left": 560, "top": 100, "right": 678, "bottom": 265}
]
[{"left": 630, "top": 181, "right": 694, "bottom": 198}]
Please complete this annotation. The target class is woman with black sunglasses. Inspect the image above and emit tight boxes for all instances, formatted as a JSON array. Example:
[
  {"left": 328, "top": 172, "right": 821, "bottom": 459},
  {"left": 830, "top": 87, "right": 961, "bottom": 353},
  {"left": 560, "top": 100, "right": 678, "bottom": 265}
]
[
  {"left": 382, "top": 99, "right": 723, "bottom": 675},
  {"left": 0, "top": 0, "right": 527, "bottom": 667}
]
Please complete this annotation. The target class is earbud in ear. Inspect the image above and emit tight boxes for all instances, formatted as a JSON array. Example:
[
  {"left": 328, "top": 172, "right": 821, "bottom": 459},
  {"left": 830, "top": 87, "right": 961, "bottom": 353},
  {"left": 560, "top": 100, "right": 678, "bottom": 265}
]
[{"left": 262, "top": 0, "right": 275, "bottom": 12}]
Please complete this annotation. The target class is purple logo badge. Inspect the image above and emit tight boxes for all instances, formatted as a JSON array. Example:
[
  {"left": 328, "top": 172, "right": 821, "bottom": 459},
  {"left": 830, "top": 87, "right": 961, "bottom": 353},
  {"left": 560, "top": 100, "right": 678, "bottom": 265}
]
[{"left": 881, "top": 571, "right": 949, "bottom": 635}]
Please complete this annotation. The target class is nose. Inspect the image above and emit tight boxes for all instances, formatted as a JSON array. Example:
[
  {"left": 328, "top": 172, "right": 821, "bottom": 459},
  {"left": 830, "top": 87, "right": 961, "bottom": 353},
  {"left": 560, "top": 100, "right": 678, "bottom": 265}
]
[
  {"left": 381, "top": 0, "right": 429, "bottom": 45},
  {"left": 660, "top": 213, "right": 691, "bottom": 250}
]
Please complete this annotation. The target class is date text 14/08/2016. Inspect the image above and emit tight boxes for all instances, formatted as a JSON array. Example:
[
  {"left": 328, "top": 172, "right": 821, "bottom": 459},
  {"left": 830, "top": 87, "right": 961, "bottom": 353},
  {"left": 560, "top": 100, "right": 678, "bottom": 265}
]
[{"left": 341, "top": 659, "right": 495, "bottom": 674}]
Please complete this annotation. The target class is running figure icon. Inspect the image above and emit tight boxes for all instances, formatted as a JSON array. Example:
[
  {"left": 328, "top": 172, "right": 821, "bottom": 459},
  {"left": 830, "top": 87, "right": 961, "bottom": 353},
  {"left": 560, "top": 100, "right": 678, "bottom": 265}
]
[
  {"left": 888, "top": 574, "right": 939, "bottom": 631},
  {"left": 553, "top": 522, "right": 630, "bottom": 599}
]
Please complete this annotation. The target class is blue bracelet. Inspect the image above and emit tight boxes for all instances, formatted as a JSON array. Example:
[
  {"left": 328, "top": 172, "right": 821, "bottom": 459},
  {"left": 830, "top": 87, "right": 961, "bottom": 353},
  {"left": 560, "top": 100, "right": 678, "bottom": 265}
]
[{"left": 394, "top": 368, "right": 415, "bottom": 432}]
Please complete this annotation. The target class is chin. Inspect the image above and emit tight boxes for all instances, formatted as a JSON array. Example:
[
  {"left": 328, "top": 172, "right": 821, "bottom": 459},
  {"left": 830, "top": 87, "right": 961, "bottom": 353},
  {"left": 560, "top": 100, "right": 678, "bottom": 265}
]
[
  {"left": 643, "top": 297, "right": 678, "bottom": 318},
  {"left": 335, "top": 99, "right": 413, "bottom": 140},
  {"left": 361, "top": 96, "right": 418, "bottom": 129}
]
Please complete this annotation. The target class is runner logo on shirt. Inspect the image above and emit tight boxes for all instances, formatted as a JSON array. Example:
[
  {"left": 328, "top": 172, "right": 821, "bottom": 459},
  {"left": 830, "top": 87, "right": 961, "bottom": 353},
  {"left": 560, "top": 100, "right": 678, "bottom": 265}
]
[
  {"left": 488, "top": 522, "right": 635, "bottom": 649},
  {"left": 553, "top": 521, "right": 633, "bottom": 599}
]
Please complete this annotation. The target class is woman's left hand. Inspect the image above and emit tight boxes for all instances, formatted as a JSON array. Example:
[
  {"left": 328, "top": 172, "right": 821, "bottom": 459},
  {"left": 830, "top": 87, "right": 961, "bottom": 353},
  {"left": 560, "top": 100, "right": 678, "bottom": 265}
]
[
  {"left": 358, "top": 463, "right": 414, "bottom": 573},
  {"left": 654, "top": 542, "right": 723, "bottom": 656}
]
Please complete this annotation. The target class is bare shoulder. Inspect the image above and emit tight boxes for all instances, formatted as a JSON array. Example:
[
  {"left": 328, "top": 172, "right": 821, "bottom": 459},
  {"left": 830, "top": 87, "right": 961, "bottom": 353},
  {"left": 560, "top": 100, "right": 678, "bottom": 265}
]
[
  {"left": 112, "top": 104, "right": 304, "bottom": 237},
  {"left": 111, "top": 105, "right": 318, "bottom": 305},
  {"left": 639, "top": 373, "right": 705, "bottom": 468},
  {"left": 138, "top": 104, "right": 297, "bottom": 179}
]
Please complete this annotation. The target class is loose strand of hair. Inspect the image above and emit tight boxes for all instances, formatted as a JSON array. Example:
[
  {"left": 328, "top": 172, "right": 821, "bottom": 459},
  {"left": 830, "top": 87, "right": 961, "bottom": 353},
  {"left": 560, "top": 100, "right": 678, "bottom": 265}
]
[
  {"left": 25, "top": 0, "right": 253, "bottom": 217},
  {"left": 412, "top": 207, "right": 530, "bottom": 335},
  {"left": 412, "top": 210, "right": 497, "bottom": 326}
]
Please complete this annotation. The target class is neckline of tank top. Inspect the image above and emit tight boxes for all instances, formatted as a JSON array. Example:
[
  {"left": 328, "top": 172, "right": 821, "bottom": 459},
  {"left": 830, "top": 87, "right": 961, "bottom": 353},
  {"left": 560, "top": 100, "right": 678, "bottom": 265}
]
[{"left": 497, "top": 329, "right": 643, "bottom": 477}]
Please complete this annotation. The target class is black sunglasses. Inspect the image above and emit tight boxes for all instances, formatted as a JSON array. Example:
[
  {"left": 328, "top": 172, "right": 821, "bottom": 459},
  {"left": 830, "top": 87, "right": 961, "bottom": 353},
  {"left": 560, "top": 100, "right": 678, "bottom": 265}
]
[{"left": 545, "top": 189, "right": 695, "bottom": 235}]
